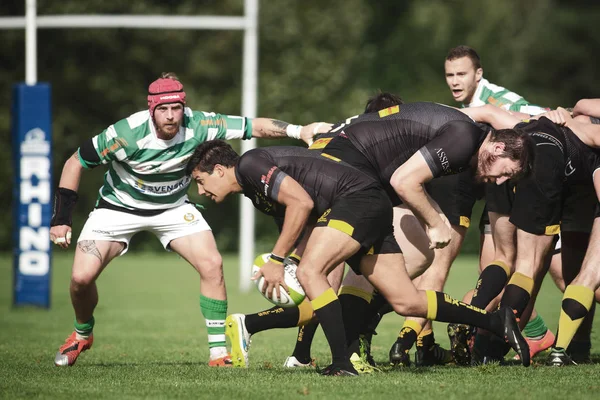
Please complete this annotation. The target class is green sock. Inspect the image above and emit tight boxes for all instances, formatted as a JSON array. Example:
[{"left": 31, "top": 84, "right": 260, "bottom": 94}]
[
  {"left": 74, "top": 317, "right": 95, "bottom": 338},
  {"left": 200, "top": 295, "right": 227, "bottom": 350},
  {"left": 523, "top": 314, "right": 548, "bottom": 339}
]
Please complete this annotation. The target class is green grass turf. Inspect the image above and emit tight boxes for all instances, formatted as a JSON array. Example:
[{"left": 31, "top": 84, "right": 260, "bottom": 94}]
[{"left": 1, "top": 252, "right": 599, "bottom": 399}]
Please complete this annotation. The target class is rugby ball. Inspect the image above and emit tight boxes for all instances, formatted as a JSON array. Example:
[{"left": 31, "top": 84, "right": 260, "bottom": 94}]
[{"left": 252, "top": 253, "right": 306, "bottom": 308}]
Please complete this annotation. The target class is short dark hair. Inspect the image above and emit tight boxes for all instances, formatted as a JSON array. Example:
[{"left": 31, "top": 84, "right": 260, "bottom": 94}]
[
  {"left": 490, "top": 128, "right": 536, "bottom": 180},
  {"left": 446, "top": 45, "right": 482, "bottom": 70},
  {"left": 186, "top": 140, "right": 240, "bottom": 175},
  {"left": 364, "top": 92, "right": 404, "bottom": 113}
]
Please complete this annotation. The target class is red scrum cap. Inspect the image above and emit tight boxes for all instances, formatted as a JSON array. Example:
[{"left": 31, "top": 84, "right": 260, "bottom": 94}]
[{"left": 147, "top": 78, "right": 186, "bottom": 116}]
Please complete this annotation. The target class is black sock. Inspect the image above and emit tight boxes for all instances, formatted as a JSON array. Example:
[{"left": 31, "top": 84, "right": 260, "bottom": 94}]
[
  {"left": 471, "top": 261, "right": 510, "bottom": 309},
  {"left": 499, "top": 273, "right": 533, "bottom": 318},
  {"left": 244, "top": 306, "right": 299, "bottom": 335},
  {"left": 427, "top": 290, "right": 503, "bottom": 336},
  {"left": 312, "top": 288, "right": 349, "bottom": 365},
  {"left": 339, "top": 291, "right": 371, "bottom": 357},
  {"left": 292, "top": 320, "right": 320, "bottom": 363},
  {"left": 360, "top": 291, "right": 393, "bottom": 336}
]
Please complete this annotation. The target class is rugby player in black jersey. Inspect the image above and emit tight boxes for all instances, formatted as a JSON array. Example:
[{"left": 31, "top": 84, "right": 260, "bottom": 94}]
[
  {"left": 313, "top": 98, "right": 477, "bottom": 368},
  {"left": 527, "top": 104, "right": 600, "bottom": 366},
  {"left": 452, "top": 104, "right": 600, "bottom": 365},
  {"left": 186, "top": 137, "right": 533, "bottom": 375}
]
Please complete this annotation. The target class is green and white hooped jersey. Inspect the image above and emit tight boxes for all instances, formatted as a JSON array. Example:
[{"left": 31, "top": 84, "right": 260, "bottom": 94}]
[
  {"left": 465, "top": 78, "right": 548, "bottom": 115},
  {"left": 79, "top": 107, "right": 252, "bottom": 211}
]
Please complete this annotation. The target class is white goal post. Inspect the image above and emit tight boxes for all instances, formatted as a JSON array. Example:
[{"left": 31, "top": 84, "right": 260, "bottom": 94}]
[{"left": 1, "top": 0, "right": 258, "bottom": 292}]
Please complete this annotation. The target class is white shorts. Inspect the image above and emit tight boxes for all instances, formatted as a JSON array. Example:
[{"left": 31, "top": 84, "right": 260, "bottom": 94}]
[{"left": 78, "top": 203, "right": 211, "bottom": 256}]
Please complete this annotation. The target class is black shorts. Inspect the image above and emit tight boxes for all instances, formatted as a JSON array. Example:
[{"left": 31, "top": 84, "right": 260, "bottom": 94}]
[
  {"left": 485, "top": 181, "right": 516, "bottom": 216},
  {"left": 561, "top": 184, "right": 597, "bottom": 233},
  {"left": 425, "top": 170, "right": 477, "bottom": 228},
  {"left": 314, "top": 185, "right": 401, "bottom": 274}
]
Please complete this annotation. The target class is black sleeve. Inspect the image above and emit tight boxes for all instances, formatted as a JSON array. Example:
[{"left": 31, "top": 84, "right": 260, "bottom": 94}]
[
  {"left": 510, "top": 142, "right": 565, "bottom": 235},
  {"left": 78, "top": 138, "right": 102, "bottom": 168},
  {"left": 237, "top": 151, "right": 288, "bottom": 202},
  {"left": 419, "top": 120, "right": 482, "bottom": 178}
]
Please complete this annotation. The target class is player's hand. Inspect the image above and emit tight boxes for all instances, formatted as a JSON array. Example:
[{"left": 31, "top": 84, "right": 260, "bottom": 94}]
[
  {"left": 50, "top": 225, "right": 72, "bottom": 249},
  {"left": 426, "top": 222, "right": 452, "bottom": 250},
  {"left": 251, "top": 260, "right": 289, "bottom": 301},
  {"left": 541, "top": 107, "right": 572, "bottom": 126},
  {"left": 300, "top": 122, "right": 333, "bottom": 146}
]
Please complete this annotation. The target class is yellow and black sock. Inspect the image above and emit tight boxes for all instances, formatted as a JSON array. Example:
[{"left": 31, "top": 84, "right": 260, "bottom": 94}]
[
  {"left": 396, "top": 320, "right": 422, "bottom": 353},
  {"left": 500, "top": 272, "right": 534, "bottom": 318},
  {"left": 312, "top": 288, "right": 348, "bottom": 365},
  {"left": 470, "top": 260, "right": 511, "bottom": 309},
  {"left": 339, "top": 286, "right": 372, "bottom": 356},
  {"left": 426, "top": 290, "right": 504, "bottom": 335},
  {"left": 244, "top": 306, "right": 299, "bottom": 335},
  {"left": 416, "top": 329, "right": 433, "bottom": 349},
  {"left": 292, "top": 320, "right": 320, "bottom": 364},
  {"left": 288, "top": 300, "right": 317, "bottom": 364},
  {"left": 555, "top": 285, "right": 594, "bottom": 349}
]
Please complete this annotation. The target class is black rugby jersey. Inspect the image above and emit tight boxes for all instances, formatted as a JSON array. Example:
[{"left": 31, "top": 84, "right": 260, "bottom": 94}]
[
  {"left": 516, "top": 117, "right": 600, "bottom": 185},
  {"left": 235, "top": 146, "right": 379, "bottom": 219},
  {"left": 320, "top": 102, "right": 487, "bottom": 203}
]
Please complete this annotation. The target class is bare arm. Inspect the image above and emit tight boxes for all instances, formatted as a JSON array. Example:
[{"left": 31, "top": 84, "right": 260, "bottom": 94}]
[
  {"left": 251, "top": 118, "right": 332, "bottom": 145},
  {"left": 390, "top": 152, "right": 450, "bottom": 249},
  {"left": 460, "top": 104, "right": 522, "bottom": 129},
  {"left": 253, "top": 175, "right": 314, "bottom": 299},
  {"left": 59, "top": 152, "right": 85, "bottom": 192},
  {"left": 542, "top": 107, "right": 600, "bottom": 148},
  {"left": 573, "top": 99, "right": 600, "bottom": 118},
  {"left": 270, "top": 176, "right": 315, "bottom": 257}
]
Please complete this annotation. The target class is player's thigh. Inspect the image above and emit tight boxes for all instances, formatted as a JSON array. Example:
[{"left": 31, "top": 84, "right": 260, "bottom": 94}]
[
  {"left": 73, "top": 208, "right": 138, "bottom": 283},
  {"left": 72, "top": 240, "right": 125, "bottom": 285},
  {"left": 302, "top": 226, "right": 361, "bottom": 278},
  {"left": 393, "top": 205, "right": 433, "bottom": 278},
  {"left": 170, "top": 231, "right": 222, "bottom": 276}
]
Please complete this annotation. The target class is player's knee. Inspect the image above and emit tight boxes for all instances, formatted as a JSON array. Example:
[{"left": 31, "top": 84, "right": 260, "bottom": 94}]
[
  {"left": 196, "top": 253, "right": 224, "bottom": 284},
  {"left": 296, "top": 264, "right": 322, "bottom": 288},
  {"left": 70, "top": 270, "right": 96, "bottom": 290}
]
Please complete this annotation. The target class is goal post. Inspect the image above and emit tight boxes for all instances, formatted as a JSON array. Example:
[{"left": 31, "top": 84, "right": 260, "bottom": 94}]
[{"left": 2, "top": 0, "right": 259, "bottom": 308}]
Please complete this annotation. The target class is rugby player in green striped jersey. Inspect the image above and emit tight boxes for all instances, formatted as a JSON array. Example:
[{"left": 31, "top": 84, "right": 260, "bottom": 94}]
[{"left": 50, "top": 72, "right": 331, "bottom": 367}]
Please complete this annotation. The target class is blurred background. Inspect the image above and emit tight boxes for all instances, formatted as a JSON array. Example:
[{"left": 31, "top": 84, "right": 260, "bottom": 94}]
[{"left": 2, "top": 0, "right": 600, "bottom": 254}]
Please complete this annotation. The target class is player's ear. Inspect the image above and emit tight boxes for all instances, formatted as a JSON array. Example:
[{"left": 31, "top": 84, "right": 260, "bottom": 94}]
[
  {"left": 475, "top": 67, "right": 483, "bottom": 82},
  {"left": 214, "top": 164, "right": 225, "bottom": 177},
  {"left": 492, "top": 141, "right": 506, "bottom": 155}
]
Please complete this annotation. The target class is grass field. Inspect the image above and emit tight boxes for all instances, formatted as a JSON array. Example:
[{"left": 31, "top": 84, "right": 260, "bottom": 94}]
[{"left": 1, "top": 251, "right": 599, "bottom": 399}]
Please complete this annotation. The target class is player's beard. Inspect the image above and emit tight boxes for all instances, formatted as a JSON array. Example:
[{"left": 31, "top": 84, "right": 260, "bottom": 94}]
[
  {"left": 155, "top": 121, "right": 180, "bottom": 139},
  {"left": 475, "top": 150, "right": 497, "bottom": 182}
]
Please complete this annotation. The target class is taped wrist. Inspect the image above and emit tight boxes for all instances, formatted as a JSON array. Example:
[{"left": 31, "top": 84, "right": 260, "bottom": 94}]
[
  {"left": 285, "top": 124, "right": 303, "bottom": 140},
  {"left": 51, "top": 188, "right": 79, "bottom": 226}
]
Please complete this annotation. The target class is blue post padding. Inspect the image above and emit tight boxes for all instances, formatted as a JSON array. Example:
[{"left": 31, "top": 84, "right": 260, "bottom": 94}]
[{"left": 12, "top": 83, "right": 53, "bottom": 308}]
